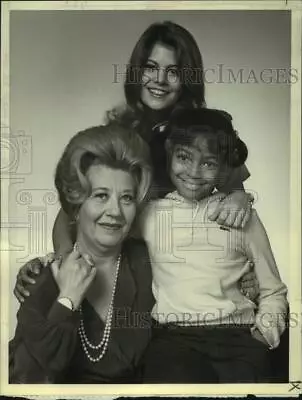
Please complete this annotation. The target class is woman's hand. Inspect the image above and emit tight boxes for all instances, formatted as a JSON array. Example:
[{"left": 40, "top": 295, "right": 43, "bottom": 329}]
[
  {"left": 239, "top": 261, "right": 260, "bottom": 302},
  {"left": 208, "top": 190, "right": 253, "bottom": 229},
  {"left": 51, "top": 247, "right": 96, "bottom": 310}
]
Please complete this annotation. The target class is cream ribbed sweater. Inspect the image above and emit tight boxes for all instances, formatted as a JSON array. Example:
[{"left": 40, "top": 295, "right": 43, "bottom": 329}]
[{"left": 139, "top": 191, "right": 288, "bottom": 349}]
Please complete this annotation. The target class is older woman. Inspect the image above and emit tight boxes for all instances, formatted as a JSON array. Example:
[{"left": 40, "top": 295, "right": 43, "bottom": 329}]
[{"left": 9, "top": 123, "right": 155, "bottom": 384}]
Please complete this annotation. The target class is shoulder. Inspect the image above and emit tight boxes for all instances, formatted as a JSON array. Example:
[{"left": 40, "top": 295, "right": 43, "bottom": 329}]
[
  {"left": 123, "top": 238, "right": 152, "bottom": 279},
  {"left": 242, "top": 208, "right": 270, "bottom": 245},
  {"left": 243, "top": 209, "right": 264, "bottom": 232},
  {"left": 123, "top": 238, "right": 150, "bottom": 262},
  {"left": 143, "top": 198, "right": 174, "bottom": 213},
  {"left": 139, "top": 199, "right": 175, "bottom": 227}
]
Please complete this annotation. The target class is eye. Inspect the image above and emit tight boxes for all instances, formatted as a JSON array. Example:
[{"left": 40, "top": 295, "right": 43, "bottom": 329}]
[
  {"left": 166, "top": 68, "right": 179, "bottom": 80},
  {"left": 144, "top": 63, "right": 158, "bottom": 73},
  {"left": 121, "top": 194, "right": 135, "bottom": 204},
  {"left": 92, "top": 192, "right": 108, "bottom": 202},
  {"left": 176, "top": 152, "right": 191, "bottom": 162},
  {"left": 202, "top": 161, "right": 218, "bottom": 168}
]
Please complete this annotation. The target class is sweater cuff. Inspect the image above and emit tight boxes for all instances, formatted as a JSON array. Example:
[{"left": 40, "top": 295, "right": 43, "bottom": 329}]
[{"left": 48, "top": 301, "right": 80, "bottom": 324}]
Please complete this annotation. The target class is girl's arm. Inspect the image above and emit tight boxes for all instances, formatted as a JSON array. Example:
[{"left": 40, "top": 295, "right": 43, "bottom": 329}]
[
  {"left": 208, "top": 164, "right": 253, "bottom": 228},
  {"left": 13, "top": 208, "right": 76, "bottom": 303},
  {"left": 244, "top": 210, "right": 288, "bottom": 349},
  {"left": 53, "top": 208, "right": 75, "bottom": 256}
]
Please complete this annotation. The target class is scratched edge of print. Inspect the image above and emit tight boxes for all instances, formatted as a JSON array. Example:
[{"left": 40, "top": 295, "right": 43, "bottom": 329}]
[{"left": 1, "top": 394, "right": 301, "bottom": 400}]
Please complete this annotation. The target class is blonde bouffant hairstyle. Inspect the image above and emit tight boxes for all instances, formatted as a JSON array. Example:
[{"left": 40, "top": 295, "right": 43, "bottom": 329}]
[{"left": 55, "top": 122, "right": 152, "bottom": 219}]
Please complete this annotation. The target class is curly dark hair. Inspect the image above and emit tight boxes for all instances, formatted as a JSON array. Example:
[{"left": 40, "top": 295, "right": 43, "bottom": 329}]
[{"left": 166, "top": 108, "right": 248, "bottom": 168}]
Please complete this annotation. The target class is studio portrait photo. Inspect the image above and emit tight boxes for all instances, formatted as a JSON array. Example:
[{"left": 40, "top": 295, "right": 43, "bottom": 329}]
[{"left": 1, "top": 1, "right": 301, "bottom": 398}]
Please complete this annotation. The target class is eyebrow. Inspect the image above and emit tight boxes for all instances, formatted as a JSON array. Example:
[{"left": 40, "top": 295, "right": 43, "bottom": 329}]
[
  {"left": 176, "top": 146, "right": 218, "bottom": 160},
  {"left": 147, "top": 58, "right": 178, "bottom": 69},
  {"left": 91, "top": 187, "right": 109, "bottom": 192},
  {"left": 122, "top": 189, "right": 135, "bottom": 194},
  {"left": 91, "top": 187, "right": 135, "bottom": 193},
  {"left": 175, "top": 146, "right": 193, "bottom": 154}
]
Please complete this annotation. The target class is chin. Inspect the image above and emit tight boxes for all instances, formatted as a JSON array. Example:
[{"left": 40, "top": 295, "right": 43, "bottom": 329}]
[
  {"left": 143, "top": 99, "right": 170, "bottom": 111},
  {"left": 97, "top": 234, "right": 124, "bottom": 248}
]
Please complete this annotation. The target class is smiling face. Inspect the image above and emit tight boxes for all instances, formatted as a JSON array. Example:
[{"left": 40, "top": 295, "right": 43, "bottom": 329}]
[
  {"left": 169, "top": 136, "right": 221, "bottom": 202},
  {"left": 140, "top": 42, "right": 182, "bottom": 111},
  {"left": 77, "top": 165, "right": 137, "bottom": 254}
]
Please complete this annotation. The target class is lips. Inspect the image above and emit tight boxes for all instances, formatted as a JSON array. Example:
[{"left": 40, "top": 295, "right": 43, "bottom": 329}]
[
  {"left": 178, "top": 177, "right": 205, "bottom": 191},
  {"left": 97, "top": 222, "right": 123, "bottom": 231}
]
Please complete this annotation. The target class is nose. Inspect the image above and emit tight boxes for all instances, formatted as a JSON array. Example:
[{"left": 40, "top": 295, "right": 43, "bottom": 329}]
[
  {"left": 187, "top": 161, "right": 202, "bottom": 179},
  {"left": 106, "top": 195, "right": 123, "bottom": 218},
  {"left": 155, "top": 67, "right": 166, "bottom": 85}
]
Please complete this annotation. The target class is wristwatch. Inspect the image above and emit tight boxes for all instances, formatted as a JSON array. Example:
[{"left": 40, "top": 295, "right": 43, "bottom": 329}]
[{"left": 57, "top": 297, "right": 74, "bottom": 311}]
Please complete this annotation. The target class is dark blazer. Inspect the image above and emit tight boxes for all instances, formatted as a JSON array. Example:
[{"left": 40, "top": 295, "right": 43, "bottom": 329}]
[{"left": 9, "top": 238, "right": 155, "bottom": 383}]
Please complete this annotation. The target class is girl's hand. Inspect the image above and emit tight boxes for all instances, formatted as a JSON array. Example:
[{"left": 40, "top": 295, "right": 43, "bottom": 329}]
[
  {"left": 239, "top": 261, "right": 260, "bottom": 302},
  {"left": 251, "top": 327, "right": 268, "bottom": 346},
  {"left": 14, "top": 258, "right": 44, "bottom": 303},
  {"left": 51, "top": 247, "right": 96, "bottom": 310},
  {"left": 13, "top": 253, "right": 59, "bottom": 303},
  {"left": 208, "top": 190, "right": 253, "bottom": 229}
]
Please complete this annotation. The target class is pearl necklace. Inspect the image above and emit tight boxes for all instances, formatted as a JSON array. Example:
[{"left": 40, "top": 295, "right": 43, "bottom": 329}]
[{"left": 78, "top": 254, "right": 121, "bottom": 363}]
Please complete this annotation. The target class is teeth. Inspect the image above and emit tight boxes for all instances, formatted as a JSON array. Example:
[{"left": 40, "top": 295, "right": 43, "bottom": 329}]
[{"left": 149, "top": 88, "right": 167, "bottom": 97}]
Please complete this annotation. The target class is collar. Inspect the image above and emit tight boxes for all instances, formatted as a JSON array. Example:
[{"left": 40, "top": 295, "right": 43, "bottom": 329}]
[
  {"left": 164, "top": 190, "right": 218, "bottom": 220},
  {"left": 165, "top": 189, "right": 217, "bottom": 203}
]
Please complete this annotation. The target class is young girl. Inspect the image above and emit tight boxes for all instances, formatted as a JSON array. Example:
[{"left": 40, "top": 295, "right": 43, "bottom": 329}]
[
  {"left": 14, "top": 21, "right": 257, "bottom": 304},
  {"left": 139, "top": 108, "right": 288, "bottom": 383}
]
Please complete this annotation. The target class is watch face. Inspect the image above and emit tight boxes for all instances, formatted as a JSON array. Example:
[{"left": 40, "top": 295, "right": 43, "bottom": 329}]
[{"left": 58, "top": 297, "right": 73, "bottom": 311}]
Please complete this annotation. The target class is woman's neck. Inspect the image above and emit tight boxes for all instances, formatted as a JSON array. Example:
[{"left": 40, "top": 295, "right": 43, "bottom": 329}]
[{"left": 76, "top": 233, "right": 121, "bottom": 269}]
